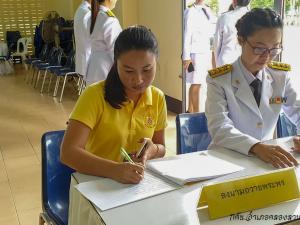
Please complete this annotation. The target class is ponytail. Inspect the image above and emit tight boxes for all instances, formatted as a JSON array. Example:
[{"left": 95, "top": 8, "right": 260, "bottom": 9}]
[
  {"left": 90, "top": 0, "right": 104, "bottom": 34},
  {"left": 104, "top": 62, "right": 127, "bottom": 109}
]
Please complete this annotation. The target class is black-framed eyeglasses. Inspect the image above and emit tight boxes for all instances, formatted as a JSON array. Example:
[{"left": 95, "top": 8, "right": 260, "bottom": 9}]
[{"left": 246, "top": 39, "right": 283, "bottom": 56}]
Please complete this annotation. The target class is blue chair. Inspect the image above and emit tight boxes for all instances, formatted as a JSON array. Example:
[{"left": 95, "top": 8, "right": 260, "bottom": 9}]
[
  {"left": 176, "top": 112, "right": 211, "bottom": 154},
  {"left": 40, "top": 130, "right": 75, "bottom": 225},
  {"left": 276, "top": 113, "right": 297, "bottom": 138}
]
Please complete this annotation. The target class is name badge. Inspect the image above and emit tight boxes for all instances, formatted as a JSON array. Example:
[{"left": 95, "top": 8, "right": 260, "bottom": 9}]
[
  {"left": 269, "top": 96, "right": 287, "bottom": 104},
  {"left": 198, "top": 168, "right": 300, "bottom": 220}
]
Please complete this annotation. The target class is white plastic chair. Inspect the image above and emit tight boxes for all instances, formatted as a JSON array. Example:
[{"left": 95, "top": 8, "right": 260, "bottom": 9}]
[{"left": 11, "top": 37, "right": 31, "bottom": 69}]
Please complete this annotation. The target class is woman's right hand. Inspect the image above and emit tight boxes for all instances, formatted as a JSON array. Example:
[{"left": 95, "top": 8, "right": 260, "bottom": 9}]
[
  {"left": 112, "top": 162, "right": 145, "bottom": 184},
  {"left": 183, "top": 59, "right": 192, "bottom": 70},
  {"left": 250, "top": 143, "right": 298, "bottom": 168}
]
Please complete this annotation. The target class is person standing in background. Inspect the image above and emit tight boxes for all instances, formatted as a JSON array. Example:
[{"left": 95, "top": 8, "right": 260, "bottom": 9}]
[
  {"left": 86, "top": 0, "right": 122, "bottom": 85},
  {"left": 74, "top": 0, "right": 92, "bottom": 83},
  {"left": 214, "top": 0, "right": 251, "bottom": 67},
  {"left": 182, "top": 0, "right": 215, "bottom": 113}
]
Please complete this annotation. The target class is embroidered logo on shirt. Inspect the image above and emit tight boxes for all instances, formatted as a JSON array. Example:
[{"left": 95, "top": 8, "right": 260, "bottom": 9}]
[
  {"left": 269, "top": 96, "right": 287, "bottom": 104},
  {"left": 144, "top": 110, "right": 155, "bottom": 128}
]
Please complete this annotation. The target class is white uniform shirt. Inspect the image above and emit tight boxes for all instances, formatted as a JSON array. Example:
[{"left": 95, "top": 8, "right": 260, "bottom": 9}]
[
  {"left": 214, "top": 6, "right": 249, "bottom": 67},
  {"left": 182, "top": 4, "right": 214, "bottom": 60},
  {"left": 205, "top": 59, "right": 300, "bottom": 155},
  {"left": 86, "top": 6, "right": 122, "bottom": 85},
  {"left": 74, "top": 1, "right": 91, "bottom": 77}
]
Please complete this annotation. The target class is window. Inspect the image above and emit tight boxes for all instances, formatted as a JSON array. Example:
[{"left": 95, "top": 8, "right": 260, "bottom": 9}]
[{"left": 0, "top": 0, "right": 46, "bottom": 53}]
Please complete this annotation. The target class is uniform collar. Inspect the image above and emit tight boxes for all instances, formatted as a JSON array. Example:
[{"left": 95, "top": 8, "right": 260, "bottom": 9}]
[
  {"left": 234, "top": 5, "right": 249, "bottom": 11},
  {"left": 140, "top": 86, "right": 153, "bottom": 106},
  {"left": 125, "top": 87, "right": 153, "bottom": 107},
  {"left": 99, "top": 5, "right": 109, "bottom": 12},
  {"left": 82, "top": 0, "right": 91, "bottom": 8},
  {"left": 238, "top": 57, "right": 263, "bottom": 85}
]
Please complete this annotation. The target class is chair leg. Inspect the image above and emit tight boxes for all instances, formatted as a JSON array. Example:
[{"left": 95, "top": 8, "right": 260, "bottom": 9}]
[
  {"left": 31, "top": 67, "right": 36, "bottom": 85},
  {"left": 40, "top": 70, "right": 48, "bottom": 93},
  {"left": 47, "top": 73, "right": 53, "bottom": 94},
  {"left": 59, "top": 75, "right": 68, "bottom": 102},
  {"left": 79, "top": 79, "right": 85, "bottom": 95},
  {"left": 39, "top": 214, "right": 45, "bottom": 225},
  {"left": 21, "top": 55, "right": 28, "bottom": 70},
  {"left": 34, "top": 70, "right": 41, "bottom": 88},
  {"left": 26, "top": 63, "right": 34, "bottom": 83},
  {"left": 53, "top": 76, "right": 60, "bottom": 97}
]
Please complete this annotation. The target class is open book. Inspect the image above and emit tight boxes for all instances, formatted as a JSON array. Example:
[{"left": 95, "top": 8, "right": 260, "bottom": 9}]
[
  {"left": 75, "top": 152, "right": 243, "bottom": 211},
  {"left": 146, "top": 152, "right": 244, "bottom": 185}
]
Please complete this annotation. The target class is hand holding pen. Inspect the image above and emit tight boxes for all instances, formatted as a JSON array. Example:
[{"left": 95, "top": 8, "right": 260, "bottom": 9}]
[
  {"left": 112, "top": 147, "right": 144, "bottom": 184},
  {"left": 131, "top": 138, "right": 160, "bottom": 165}
]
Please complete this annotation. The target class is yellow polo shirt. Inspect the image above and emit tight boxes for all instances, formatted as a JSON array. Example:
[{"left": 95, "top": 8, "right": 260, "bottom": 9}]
[{"left": 70, "top": 81, "right": 168, "bottom": 162}]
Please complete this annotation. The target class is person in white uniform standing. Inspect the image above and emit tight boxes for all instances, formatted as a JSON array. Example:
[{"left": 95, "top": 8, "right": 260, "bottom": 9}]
[
  {"left": 182, "top": 0, "right": 214, "bottom": 113},
  {"left": 86, "top": 0, "right": 122, "bottom": 85},
  {"left": 213, "top": 0, "right": 250, "bottom": 67},
  {"left": 74, "top": 0, "right": 92, "bottom": 82},
  {"left": 206, "top": 8, "right": 300, "bottom": 168}
]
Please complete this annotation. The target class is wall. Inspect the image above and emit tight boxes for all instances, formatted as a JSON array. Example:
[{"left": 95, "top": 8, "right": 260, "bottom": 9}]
[
  {"left": 45, "top": 0, "right": 74, "bottom": 19},
  {"left": 138, "top": 0, "right": 183, "bottom": 100},
  {"left": 44, "top": 0, "right": 183, "bottom": 102}
]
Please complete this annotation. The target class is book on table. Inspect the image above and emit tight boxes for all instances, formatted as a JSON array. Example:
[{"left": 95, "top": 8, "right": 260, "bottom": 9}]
[{"left": 75, "top": 152, "right": 244, "bottom": 211}]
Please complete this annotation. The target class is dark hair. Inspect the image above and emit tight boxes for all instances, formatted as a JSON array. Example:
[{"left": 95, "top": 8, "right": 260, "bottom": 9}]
[
  {"left": 236, "top": 0, "right": 251, "bottom": 7},
  {"left": 228, "top": 4, "right": 234, "bottom": 11},
  {"left": 236, "top": 8, "right": 283, "bottom": 39},
  {"left": 104, "top": 25, "right": 159, "bottom": 109},
  {"left": 90, "top": 0, "right": 105, "bottom": 34}
]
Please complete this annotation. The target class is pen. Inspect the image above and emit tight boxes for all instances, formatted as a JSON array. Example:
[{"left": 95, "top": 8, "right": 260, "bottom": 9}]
[
  {"left": 120, "top": 147, "right": 134, "bottom": 163},
  {"left": 136, "top": 141, "right": 148, "bottom": 158}
]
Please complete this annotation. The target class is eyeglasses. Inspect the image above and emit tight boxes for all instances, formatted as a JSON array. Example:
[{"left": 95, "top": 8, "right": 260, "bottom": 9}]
[{"left": 246, "top": 39, "right": 282, "bottom": 56}]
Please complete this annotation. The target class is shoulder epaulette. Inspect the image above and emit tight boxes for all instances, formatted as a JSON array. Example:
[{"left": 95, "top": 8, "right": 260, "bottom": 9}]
[
  {"left": 268, "top": 61, "right": 291, "bottom": 71},
  {"left": 208, "top": 64, "right": 232, "bottom": 78},
  {"left": 106, "top": 10, "right": 116, "bottom": 17}
]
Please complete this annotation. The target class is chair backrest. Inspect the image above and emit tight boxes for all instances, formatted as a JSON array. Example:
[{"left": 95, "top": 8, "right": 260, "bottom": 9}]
[
  {"left": 64, "top": 50, "right": 75, "bottom": 68},
  {"left": 276, "top": 113, "right": 297, "bottom": 138},
  {"left": 38, "top": 44, "right": 50, "bottom": 59},
  {"left": 6, "top": 31, "right": 21, "bottom": 52},
  {"left": 48, "top": 48, "right": 64, "bottom": 66},
  {"left": 15, "top": 37, "right": 28, "bottom": 54},
  {"left": 176, "top": 112, "right": 211, "bottom": 154},
  {"left": 41, "top": 130, "right": 75, "bottom": 225}
]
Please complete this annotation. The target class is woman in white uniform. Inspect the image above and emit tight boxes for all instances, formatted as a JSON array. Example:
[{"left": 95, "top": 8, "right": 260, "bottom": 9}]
[
  {"left": 74, "top": 0, "right": 91, "bottom": 80},
  {"left": 86, "top": 0, "right": 122, "bottom": 85},
  {"left": 205, "top": 8, "right": 300, "bottom": 168},
  {"left": 182, "top": 0, "right": 215, "bottom": 112}
]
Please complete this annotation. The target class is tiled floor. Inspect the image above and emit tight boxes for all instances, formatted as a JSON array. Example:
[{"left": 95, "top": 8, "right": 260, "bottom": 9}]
[{"left": 0, "top": 64, "right": 177, "bottom": 225}]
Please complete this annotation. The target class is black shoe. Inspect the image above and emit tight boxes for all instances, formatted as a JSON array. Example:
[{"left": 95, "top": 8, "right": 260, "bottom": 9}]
[{"left": 186, "top": 111, "right": 190, "bottom": 113}]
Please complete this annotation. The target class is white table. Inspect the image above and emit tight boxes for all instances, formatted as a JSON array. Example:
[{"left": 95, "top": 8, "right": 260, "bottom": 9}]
[{"left": 68, "top": 137, "right": 300, "bottom": 225}]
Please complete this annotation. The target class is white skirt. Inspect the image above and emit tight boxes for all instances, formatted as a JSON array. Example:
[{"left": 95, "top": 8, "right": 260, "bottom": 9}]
[
  {"left": 86, "top": 51, "right": 113, "bottom": 85},
  {"left": 186, "top": 52, "right": 212, "bottom": 85}
]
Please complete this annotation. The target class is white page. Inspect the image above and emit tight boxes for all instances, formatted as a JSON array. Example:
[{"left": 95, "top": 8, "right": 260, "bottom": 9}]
[
  {"left": 75, "top": 171, "right": 179, "bottom": 211},
  {"left": 147, "top": 152, "right": 244, "bottom": 185}
]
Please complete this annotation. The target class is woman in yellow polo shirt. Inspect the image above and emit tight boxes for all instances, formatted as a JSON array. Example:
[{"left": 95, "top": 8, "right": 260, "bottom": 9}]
[{"left": 61, "top": 26, "right": 167, "bottom": 184}]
